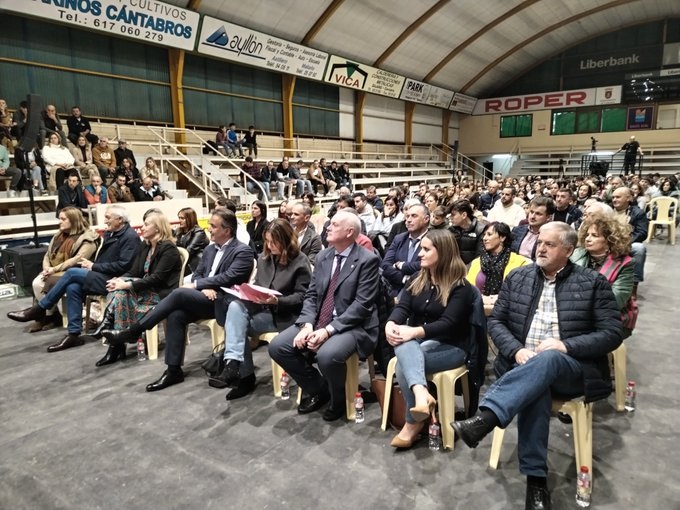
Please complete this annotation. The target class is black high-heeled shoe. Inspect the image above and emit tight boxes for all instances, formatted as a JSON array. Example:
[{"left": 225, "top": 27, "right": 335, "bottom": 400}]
[{"left": 95, "top": 345, "right": 127, "bottom": 367}]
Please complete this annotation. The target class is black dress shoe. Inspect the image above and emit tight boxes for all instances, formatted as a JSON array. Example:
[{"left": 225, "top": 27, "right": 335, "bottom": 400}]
[
  {"left": 146, "top": 370, "right": 184, "bottom": 392},
  {"left": 209, "top": 360, "right": 241, "bottom": 389},
  {"left": 95, "top": 345, "right": 127, "bottom": 367},
  {"left": 297, "top": 392, "right": 330, "bottom": 414},
  {"left": 225, "top": 374, "right": 256, "bottom": 400},
  {"left": 47, "top": 334, "right": 85, "bottom": 353},
  {"left": 526, "top": 483, "right": 551, "bottom": 510},
  {"left": 102, "top": 328, "right": 139, "bottom": 346},
  {"left": 8, "top": 304, "right": 46, "bottom": 323},
  {"left": 451, "top": 415, "right": 493, "bottom": 448},
  {"left": 322, "top": 406, "right": 345, "bottom": 422}
]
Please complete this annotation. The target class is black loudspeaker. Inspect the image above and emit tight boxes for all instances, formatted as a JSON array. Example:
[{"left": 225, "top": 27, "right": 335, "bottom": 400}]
[
  {"left": 589, "top": 161, "right": 609, "bottom": 178},
  {"left": 20, "top": 93, "right": 43, "bottom": 152},
  {"left": 1, "top": 245, "right": 47, "bottom": 287}
]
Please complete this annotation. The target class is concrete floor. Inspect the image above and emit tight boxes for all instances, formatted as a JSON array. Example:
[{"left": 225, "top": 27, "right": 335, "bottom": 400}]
[{"left": 0, "top": 240, "right": 678, "bottom": 510}]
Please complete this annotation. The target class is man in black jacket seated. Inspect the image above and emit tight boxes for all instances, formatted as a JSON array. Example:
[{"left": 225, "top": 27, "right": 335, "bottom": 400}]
[
  {"left": 448, "top": 199, "right": 484, "bottom": 264},
  {"left": 103, "top": 209, "right": 254, "bottom": 392},
  {"left": 453, "top": 222, "right": 622, "bottom": 510},
  {"left": 8, "top": 205, "right": 139, "bottom": 352}
]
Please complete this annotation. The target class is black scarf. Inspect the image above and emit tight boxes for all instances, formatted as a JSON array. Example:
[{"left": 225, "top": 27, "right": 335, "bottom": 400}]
[{"left": 480, "top": 247, "right": 511, "bottom": 295}]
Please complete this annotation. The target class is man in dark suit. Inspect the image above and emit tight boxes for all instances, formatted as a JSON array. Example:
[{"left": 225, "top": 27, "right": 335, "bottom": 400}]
[
  {"left": 289, "top": 202, "right": 322, "bottom": 264},
  {"left": 380, "top": 203, "right": 429, "bottom": 298},
  {"left": 511, "top": 196, "right": 554, "bottom": 260},
  {"left": 269, "top": 210, "right": 380, "bottom": 421},
  {"left": 103, "top": 209, "right": 254, "bottom": 391},
  {"left": 8, "top": 205, "right": 138, "bottom": 352}
]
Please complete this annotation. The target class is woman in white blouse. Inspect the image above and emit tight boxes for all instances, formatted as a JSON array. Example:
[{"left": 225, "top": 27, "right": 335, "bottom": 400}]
[{"left": 42, "top": 133, "right": 75, "bottom": 192}]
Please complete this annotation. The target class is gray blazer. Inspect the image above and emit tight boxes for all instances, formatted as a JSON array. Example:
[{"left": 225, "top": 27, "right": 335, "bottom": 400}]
[
  {"left": 299, "top": 227, "right": 322, "bottom": 265},
  {"left": 297, "top": 243, "right": 380, "bottom": 358}
]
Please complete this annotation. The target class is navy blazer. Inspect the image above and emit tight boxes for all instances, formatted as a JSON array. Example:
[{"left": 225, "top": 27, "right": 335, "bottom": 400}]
[
  {"left": 297, "top": 243, "right": 380, "bottom": 358},
  {"left": 192, "top": 238, "right": 255, "bottom": 326},
  {"left": 380, "top": 231, "right": 422, "bottom": 296},
  {"left": 84, "top": 223, "right": 140, "bottom": 294}
]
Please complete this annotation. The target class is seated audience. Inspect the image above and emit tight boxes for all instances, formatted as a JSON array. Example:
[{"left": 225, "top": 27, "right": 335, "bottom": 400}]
[
  {"left": 214, "top": 197, "right": 251, "bottom": 246},
  {"left": 29, "top": 207, "right": 99, "bottom": 332},
  {"left": 242, "top": 125, "right": 258, "bottom": 157},
  {"left": 0, "top": 99, "right": 12, "bottom": 150},
  {"left": 289, "top": 159, "right": 314, "bottom": 198},
  {"left": 42, "top": 132, "right": 76, "bottom": 191},
  {"left": 209, "top": 219, "right": 312, "bottom": 399},
  {"left": 135, "top": 176, "right": 164, "bottom": 201},
  {"left": 487, "top": 186, "right": 526, "bottom": 228},
  {"left": 175, "top": 207, "right": 209, "bottom": 276},
  {"left": 226, "top": 123, "right": 244, "bottom": 158},
  {"left": 116, "top": 157, "right": 141, "bottom": 186},
  {"left": 66, "top": 106, "right": 98, "bottom": 146},
  {"left": 319, "top": 158, "right": 338, "bottom": 196},
  {"left": 369, "top": 196, "right": 403, "bottom": 255},
  {"left": 262, "top": 160, "right": 286, "bottom": 200},
  {"left": 101, "top": 209, "right": 254, "bottom": 391},
  {"left": 242, "top": 156, "right": 269, "bottom": 200},
  {"left": 430, "top": 206, "right": 449, "bottom": 229},
  {"left": 8, "top": 205, "right": 140, "bottom": 352},
  {"left": 307, "top": 160, "right": 328, "bottom": 195},
  {"left": 289, "top": 202, "right": 322, "bottom": 264},
  {"left": 108, "top": 173, "right": 135, "bottom": 203},
  {"left": 113, "top": 139, "right": 136, "bottom": 168},
  {"left": 301, "top": 192, "right": 321, "bottom": 215},
  {"left": 386, "top": 229, "right": 476, "bottom": 448},
  {"left": 84, "top": 174, "right": 110, "bottom": 205},
  {"left": 268, "top": 211, "right": 380, "bottom": 421},
  {"left": 70, "top": 135, "right": 98, "bottom": 179},
  {"left": 246, "top": 200, "right": 269, "bottom": 254},
  {"left": 381, "top": 202, "right": 429, "bottom": 297},
  {"left": 453, "top": 222, "right": 623, "bottom": 510},
  {"left": 95, "top": 212, "right": 182, "bottom": 366},
  {"left": 140, "top": 157, "right": 161, "bottom": 183},
  {"left": 365, "top": 185, "right": 384, "bottom": 213},
  {"left": 353, "top": 192, "right": 376, "bottom": 232},
  {"left": 23, "top": 144, "right": 47, "bottom": 195},
  {"left": 56, "top": 171, "right": 88, "bottom": 215},
  {"left": 92, "top": 137, "right": 116, "bottom": 182},
  {"left": 467, "top": 222, "right": 530, "bottom": 298},
  {"left": 553, "top": 188, "right": 582, "bottom": 225},
  {"left": 40, "top": 105, "right": 68, "bottom": 147},
  {"left": 611, "top": 186, "right": 648, "bottom": 298},
  {"left": 571, "top": 212, "right": 635, "bottom": 338},
  {"left": 448, "top": 199, "right": 485, "bottom": 265},
  {"left": 511, "top": 196, "right": 555, "bottom": 261}
]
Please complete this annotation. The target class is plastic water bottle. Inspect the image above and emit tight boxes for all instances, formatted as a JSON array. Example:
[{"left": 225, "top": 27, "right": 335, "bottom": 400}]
[
  {"left": 354, "top": 392, "right": 365, "bottom": 423},
  {"left": 624, "top": 381, "right": 636, "bottom": 411},
  {"left": 575, "top": 466, "right": 592, "bottom": 507},
  {"left": 280, "top": 372, "right": 290, "bottom": 400},
  {"left": 428, "top": 422, "right": 442, "bottom": 451},
  {"left": 136, "top": 338, "right": 147, "bottom": 361}
]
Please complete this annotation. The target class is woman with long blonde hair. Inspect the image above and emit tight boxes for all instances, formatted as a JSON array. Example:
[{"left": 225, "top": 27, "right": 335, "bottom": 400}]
[
  {"left": 96, "top": 212, "right": 181, "bottom": 366},
  {"left": 385, "top": 228, "right": 476, "bottom": 449}
]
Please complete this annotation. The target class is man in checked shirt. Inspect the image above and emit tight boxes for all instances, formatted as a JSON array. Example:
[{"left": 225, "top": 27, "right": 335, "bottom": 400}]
[{"left": 453, "top": 222, "right": 623, "bottom": 510}]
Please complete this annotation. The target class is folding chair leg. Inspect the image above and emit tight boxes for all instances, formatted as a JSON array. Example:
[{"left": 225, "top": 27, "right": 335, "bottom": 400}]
[{"left": 489, "top": 427, "right": 506, "bottom": 469}]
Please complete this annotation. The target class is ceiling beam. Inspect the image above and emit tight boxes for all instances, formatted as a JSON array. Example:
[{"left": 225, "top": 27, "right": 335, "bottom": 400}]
[
  {"left": 460, "top": 0, "right": 638, "bottom": 93},
  {"left": 302, "top": 0, "right": 346, "bottom": 46},
  {"left": 423, "top": 0, "right": 540, "bottom": 82},
  {"left": 374, "top": 0, "right": 450, "bottom": 67}
]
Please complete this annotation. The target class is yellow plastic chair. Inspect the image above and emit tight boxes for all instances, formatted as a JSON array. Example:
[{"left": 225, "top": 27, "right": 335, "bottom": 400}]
[
  {"left": 610, "top": 343, "right": 627, "bottom": 412},
  {"left": 646, "top": 196, "right": 678, "bottom": 245},
  {"left": 489, "top": 398, "right": 593, "bottom": 478},
  {"left": 380, "top": 356, "right": 470, "bottom": 450},
  {"left": 289, "top": 352, "right": 360, "bottom": 421},
  {"left": 258, "top": 332, "right": 286, "bottom": 397}
]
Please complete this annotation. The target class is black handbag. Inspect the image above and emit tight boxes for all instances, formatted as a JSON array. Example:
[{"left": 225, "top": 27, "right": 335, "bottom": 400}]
[{"left": 200, "top": 342, "right": 225, "bottom": 377}]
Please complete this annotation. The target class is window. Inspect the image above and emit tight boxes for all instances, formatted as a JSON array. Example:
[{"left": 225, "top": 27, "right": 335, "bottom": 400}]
[
  {"left": 601, "top": 107, "right": 627, "bottom": 132},
  {"left": 500, "top": 114, "right": 532, "bottom": 137},
  {"left": 552, "top": 107, "right": 628, "bottom": 135}
]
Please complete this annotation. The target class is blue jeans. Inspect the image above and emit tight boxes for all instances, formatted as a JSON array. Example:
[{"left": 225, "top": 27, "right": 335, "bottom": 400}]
[
  {"left": 246, "top": 180, "right": 271, "bottom": 201},
  {"left": 394, "top": 339, "right": 467, "bottom": 424},
  {"left": 480, "top": 350, "right": 584, "bottom": 477},
  {"left": 224, "top": 299, "right": 277, "bottom": 377},
  {"left": 39, "top": 267, "right": 89, "bottom": 335},
  {"left": 631, "top": 242, "right": 646, "bottom": 283}
]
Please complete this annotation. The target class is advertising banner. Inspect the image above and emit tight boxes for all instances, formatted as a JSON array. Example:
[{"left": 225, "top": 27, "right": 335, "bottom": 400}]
[
  {"left": 449, "top": 92, "right": 477, "bottom": 114},
  {"left": 627, "top": 105, "right": 654, "bottom": 130},
  {"left": 198, "top": 17, "right": 328, "bottom": 81},
  {"left": 399, "top": 78, "right": 454, "bottom": 109},
  {"left": 2, "top": 0, "right": 199, "bottom": 50},
  {"left": 473, "top": 86, "right": 622, "bottom": 115},
  {"left": 324, "top": 55, "right": 405, "bottom": 98},
  {"left": 563, "top": 46, "right": 662, "bottom": 76}
]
